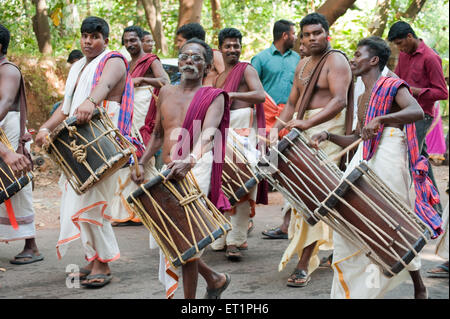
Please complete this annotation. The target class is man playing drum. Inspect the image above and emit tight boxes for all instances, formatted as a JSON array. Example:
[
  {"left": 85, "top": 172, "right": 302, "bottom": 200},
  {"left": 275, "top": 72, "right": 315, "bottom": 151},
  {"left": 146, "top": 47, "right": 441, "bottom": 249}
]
[
  {"left": 311, "top": 36, "right": 440, "bottom": 299},
  {"left": 211, "top": 27, "right": 267, "bottom": 261},
  {"left": 0, "top": 24, "right": 43, "bottom": 265},
  {"left": 35, "top": 16, "right": 137, "bottom": 288},
  {"left": 271, "top": 13, "right": 354, "bottom": 288},
  {"left": 110, "top": 25, "right": 169, "bottom": 227},
  {"left": 131, "top": 38, "right": 231, "bottom": 299}
]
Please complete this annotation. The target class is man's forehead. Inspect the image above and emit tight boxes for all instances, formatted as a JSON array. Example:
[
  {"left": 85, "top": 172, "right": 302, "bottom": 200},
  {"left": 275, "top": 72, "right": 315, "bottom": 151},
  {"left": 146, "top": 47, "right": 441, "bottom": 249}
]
[
  {"left": 124, "top": 31, "right": 139, "bottom": 39},
  {"left": 302, "top": 24, "right": 325, "bottom": 33},
  {"left": 181, "top": 43, "right": 204, "bottom": 54},
  {"left": 222, "top": 38, "right": 241, "bottom": 45}
]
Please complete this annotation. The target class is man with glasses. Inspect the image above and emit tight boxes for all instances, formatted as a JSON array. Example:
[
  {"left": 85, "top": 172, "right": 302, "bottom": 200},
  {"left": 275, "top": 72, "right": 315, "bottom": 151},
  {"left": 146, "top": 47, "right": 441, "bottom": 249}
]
[{"left": 131, "top": 38, "right": 231, "bottom": 299}]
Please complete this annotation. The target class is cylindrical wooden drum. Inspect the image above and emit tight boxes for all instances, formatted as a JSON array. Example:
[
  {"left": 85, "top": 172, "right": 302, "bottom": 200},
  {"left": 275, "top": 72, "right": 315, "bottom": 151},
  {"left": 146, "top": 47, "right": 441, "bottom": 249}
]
[
  {"left": 222, "top": 132, "right": 264, "bottom": 206},
  {"left": 257, "top": 128, "right": 342, "bottom": 225},
  {"left": 44, "top": 107, "right": 134, "bottom": 194},
  {"left": 315, "top": 162, "right": 430, "bottom": 277},
  {"left": 127, "top": 170, "right": 232, "bottom": 268},
  {"left": 0, "top": 128, "right": 33, "bottom": 204}
]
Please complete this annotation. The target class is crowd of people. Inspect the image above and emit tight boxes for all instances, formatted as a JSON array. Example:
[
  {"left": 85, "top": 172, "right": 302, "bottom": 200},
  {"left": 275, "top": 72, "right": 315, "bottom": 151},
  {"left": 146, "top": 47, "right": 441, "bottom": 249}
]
[{"left": 0, "top": 11, "right": 448, "bottom": 299}]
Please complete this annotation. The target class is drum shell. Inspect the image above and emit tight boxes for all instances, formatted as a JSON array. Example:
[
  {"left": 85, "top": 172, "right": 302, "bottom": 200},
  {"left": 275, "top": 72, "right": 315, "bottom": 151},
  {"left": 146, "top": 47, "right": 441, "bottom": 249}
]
[
  {"left": 0, "top": 157, "right": 33, "bottom": 204},
  {"left": 317, "top": 163, "right": 429, "bottom": 276},
  {"left": 270, "top": 130, "right": 341, "bottom": 223},
  {"left": 129, "top": 172, "right": 230, "bottom": 267}
]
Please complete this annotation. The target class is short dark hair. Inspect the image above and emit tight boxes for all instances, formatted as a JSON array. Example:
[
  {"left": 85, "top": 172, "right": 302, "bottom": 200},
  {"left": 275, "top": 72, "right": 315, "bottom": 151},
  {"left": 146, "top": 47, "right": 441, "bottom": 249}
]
[
  {"left": 180, "top": 38, "right": 213, "bottom": 65},
  {"left": 67, "top": 49, "right": 84, "bottom": 63},
  {"left": 0, "top": 24, "right": 10, "bottom": 55},
  {"left": 273, "top": 20, "right": 295, "bottom": 41},
  {"left": 300, "top": 12, "right": 329, "bottom": 33},
  {"left": 81, "top": 16, "right": 109, "bottom": 39},
  {"left": 387, "top": 21, "right": 417, "bottom": 41},
  {"left": 218, "top": 27, "right": 243, "bottom": 47},
  {"left": 142, "top": 30, "right": 152, "bottom": 38},
  {"left": 176, "top": 23, "right": 206, "bottom": 41},
  {"left": 357, "top": 36, "right": 391, "bottom": 71},
  {"left": 122, "top": 25, "right": 144, "bottom": 45}
]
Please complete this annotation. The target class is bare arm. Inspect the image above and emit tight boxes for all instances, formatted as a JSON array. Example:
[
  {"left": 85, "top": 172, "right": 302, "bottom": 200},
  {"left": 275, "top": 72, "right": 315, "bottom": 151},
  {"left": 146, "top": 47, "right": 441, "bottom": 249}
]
[
  {"left": 213, "top": 50, "right": 225, "bottom": 75},
  {"left": 74, "top": 57, "right": 126, "bottom": 124},
  {"left": 362, "top": 86, "right": 424, "bottom": 140},
  {"left": 167, "top": 94, "right": 226, "bottom": 181},
  {"left": 286, "top": 53, "right": 352, "bottom": 131},
  {"left": 134, "top": 59, "right": 169, "bottom": 88},
  {"left": 228, "top": 66, "right": 265, "bottom": 104},
  {"left": 0, "top": 64, "right": 21, "bottom": 121}
]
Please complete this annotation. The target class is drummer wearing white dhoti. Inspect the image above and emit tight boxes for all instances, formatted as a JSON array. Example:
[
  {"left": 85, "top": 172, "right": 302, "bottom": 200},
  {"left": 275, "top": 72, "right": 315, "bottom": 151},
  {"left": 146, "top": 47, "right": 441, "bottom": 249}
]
[
  {"left": 35, "top": 17, "right": 144, "bottom": 288},
  {"left": 311, "top": 36, "right": 443, "bottom": 298},
  {"left": 110, "top": 26, "right": 169, "bottom": 225}
]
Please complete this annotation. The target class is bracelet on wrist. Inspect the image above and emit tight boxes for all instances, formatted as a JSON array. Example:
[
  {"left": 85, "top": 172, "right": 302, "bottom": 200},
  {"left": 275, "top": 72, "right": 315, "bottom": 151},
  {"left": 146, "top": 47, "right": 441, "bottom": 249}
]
[
  {"left": 39, "top": 127, "right": 50, "bottom": 134},
  {"left": 324, "top": 131, "right": 330, "bottom": 141},
  {"left": 87, "top": 96, "right": 98, "bottom": 106}
]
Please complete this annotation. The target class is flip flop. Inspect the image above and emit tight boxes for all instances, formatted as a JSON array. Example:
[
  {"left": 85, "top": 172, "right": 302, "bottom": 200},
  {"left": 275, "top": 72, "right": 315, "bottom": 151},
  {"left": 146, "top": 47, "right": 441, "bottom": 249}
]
[
  {"left": 204, "top": 273, "right": 231, "bottom": 299},
  {"left": 287, "top": 269, "right": 311, "bottom": 288},
  {"left": 262, "top": 227, "right": 288, "bottom": 239},
  {"left": 67, "top": 267, "right": 91, "bottom": 281},
  {"left": 81, "top": 273, "right": 112, "bottom": 288},
  {"left": 9, "top": 253, "right": 44, "bottom": 265},
  {"left": 225, "top": 245, "right": 242, "bottom": 261},
  {"left": 112, "top": 220, "right": 143, "bottom": 227},
  {"left": 427, "top": 263, "right": 449, "bottom": 278}
]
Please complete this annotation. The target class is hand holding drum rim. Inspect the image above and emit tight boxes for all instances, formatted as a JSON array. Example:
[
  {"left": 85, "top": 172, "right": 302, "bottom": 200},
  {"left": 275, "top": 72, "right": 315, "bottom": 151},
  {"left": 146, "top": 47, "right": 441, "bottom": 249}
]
[
  {"left": 309, "top": 131, "right": 329, "bottom": 149},
  {"left": 166, "top": 159, "right": 195, "bottom": 182},
  {"left": 2, "top": 150, "right": 32, "bottom": 177},
  {"left": 73, "top": 98, "right": 96, "bottom": 125}
]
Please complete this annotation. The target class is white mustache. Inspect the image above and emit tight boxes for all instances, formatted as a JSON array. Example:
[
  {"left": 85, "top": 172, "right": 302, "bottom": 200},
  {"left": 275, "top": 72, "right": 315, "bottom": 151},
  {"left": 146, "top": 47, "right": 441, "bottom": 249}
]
[{"left": 180, "top": 65, "right": 199, "bottom": 74}]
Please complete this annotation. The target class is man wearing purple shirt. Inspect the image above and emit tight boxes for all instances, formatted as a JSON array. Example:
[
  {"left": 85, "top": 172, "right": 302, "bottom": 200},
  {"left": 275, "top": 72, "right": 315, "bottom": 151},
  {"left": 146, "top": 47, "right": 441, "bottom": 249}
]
[{"left": 388, "top": 21, "right": 448, "bottom": 215}]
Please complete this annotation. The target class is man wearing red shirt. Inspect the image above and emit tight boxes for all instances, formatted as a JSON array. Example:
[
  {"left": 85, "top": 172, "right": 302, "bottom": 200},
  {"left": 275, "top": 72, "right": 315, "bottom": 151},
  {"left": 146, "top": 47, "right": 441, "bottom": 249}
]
[{"left": 388, "top": 21, "right": 448, "bottom": 215}]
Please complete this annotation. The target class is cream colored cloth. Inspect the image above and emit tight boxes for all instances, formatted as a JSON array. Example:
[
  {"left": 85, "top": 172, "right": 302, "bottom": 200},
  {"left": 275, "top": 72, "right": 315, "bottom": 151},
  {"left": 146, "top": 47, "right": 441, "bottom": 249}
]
[
  {"left": 278, "top": 108, "right": 345, "bottom": 274},
  {"left": 56, "top": 52, "right": 122, "bottom": 262},
  {"left": 435, "top": 201, "right": 449, "bottom": 260},
  {"left": 0, "top": 112, "right": 35, "bottom": 242},
  {"left": 330, "top": 128, "right": 421, "bottom": 299},
  {"left": 131, "top": 85, "right": 153, "bottom": 143},
  {"left": 211, "top": 107, "right": 258, "bottom": 249}
]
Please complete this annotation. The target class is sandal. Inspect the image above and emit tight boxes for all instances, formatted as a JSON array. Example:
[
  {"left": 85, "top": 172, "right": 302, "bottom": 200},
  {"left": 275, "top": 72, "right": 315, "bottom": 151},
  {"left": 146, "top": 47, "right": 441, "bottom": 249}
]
[
  {"left": 319, "top": 253, "right": 333, "bottom": 268},
  {"left": 287, "top": 269, "right": 310, "bottom": 287},
  {"left": 81, "top": 273, "right": 112, "bottom": 288},
  {"left": 262, "top": 227, "right": 288, "bottom": 239},
  {"left": 247, "top": 219, "right": 255, "bottom": 235},
  {"left": 204, "top": 273, "right": 231, "bottom": 299},
  {"left": 427, "top": 263, "right": 449, "bottom": 278},
  {"left": 67, "top": 267, "right": 91, "bottom": 281},
  {"left": 225, "top": 245, "right": 242, "bottom": 261}
]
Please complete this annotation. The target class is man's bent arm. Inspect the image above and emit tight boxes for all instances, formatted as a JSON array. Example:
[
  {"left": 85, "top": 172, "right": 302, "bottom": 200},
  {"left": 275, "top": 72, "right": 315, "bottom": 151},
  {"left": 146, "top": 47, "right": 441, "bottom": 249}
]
[
  {"left": 139, "top": 59, "right": 169, "bottom": 88},
  {"left": 229, "top": 66, "right": 265, "bottom": 104}
]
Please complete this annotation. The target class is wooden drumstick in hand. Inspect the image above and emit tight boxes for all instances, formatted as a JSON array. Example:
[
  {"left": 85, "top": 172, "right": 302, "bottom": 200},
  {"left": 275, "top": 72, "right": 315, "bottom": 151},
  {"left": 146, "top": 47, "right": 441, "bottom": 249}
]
[
  {"left": 321, "top": 137, "right": 362, "bottom": 166},
  {"left": 275, "top": 116, "right": 288, "bottom": 127}
]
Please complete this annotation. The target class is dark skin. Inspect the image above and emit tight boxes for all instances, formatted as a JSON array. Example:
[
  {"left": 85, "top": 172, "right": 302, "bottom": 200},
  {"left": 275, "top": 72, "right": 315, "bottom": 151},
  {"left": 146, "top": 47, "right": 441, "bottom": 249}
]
[
  {"left": 0, "top": 50, "right": 39, "bottom": 263},
  {"left": 270, "top": 24, "right": 352, "bottom": 287},
  {"left": 123, "top": 31, "right": 169, "bottom": 88},
  {"left": 34, "top": 31, "right": 129, "bottom": 285},
  {"left": 311, "top": 44, "right": 427, "bottom": 299},
  {"left": 131, "top": 43, "right": 228, "bottom": 299}
]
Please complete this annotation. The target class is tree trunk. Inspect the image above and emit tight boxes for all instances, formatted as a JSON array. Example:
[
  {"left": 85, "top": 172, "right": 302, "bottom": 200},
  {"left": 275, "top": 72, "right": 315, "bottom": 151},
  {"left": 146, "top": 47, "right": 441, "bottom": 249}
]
[
  {"left": 32, "top": 0, "right": 52, "bottom": 55},
  {"left": 402, "top": 0, "right": 427, "bottom": 19},
  {"left": 177, "top": 0, "right": 204, "bottom": 30},
  {"left": 316, "top": 0, "right": 357, "bottom": 26},
  {"left": 141, "top": 0, "right": 169, "bottom": 55},
  {"left": 211, "top": 0, "right": 221, "bottom": 46},
  {"left": 368, "top": 0, "right": 390, "bottom": 37}
]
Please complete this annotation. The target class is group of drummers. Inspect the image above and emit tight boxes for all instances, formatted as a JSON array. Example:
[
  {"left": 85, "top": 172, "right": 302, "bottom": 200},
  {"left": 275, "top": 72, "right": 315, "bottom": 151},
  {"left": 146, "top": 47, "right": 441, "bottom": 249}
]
[{"left": 0, "top": 12, "right": 447, "bottom": 299}]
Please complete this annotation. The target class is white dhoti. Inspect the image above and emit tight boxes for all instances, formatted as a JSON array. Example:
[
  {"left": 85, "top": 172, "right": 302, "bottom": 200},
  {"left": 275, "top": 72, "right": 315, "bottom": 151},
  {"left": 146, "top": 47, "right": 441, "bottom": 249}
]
[
  {"left": 278, "top": 108, "right": 346, "bottom": 274},
  {"left": 57, "top": 50, "right": 123, "bottom": 263},
  {"left": 211, "top": 107, "right": 258, "bottom": 249},
  {"left": 149, "top": 151, "right": 214, "bottom": 298},
  {"left": 131, "top": 85, "right": 153, "bottom": 143},
  {"left": 435, "top": 201, "right": 449, "bottom": 260},
  {"left": 0, "top": 112, "right": 35, "bottom": 242},
  {"left": 330, "top": 127, "right": 421, "bottom": 299}
]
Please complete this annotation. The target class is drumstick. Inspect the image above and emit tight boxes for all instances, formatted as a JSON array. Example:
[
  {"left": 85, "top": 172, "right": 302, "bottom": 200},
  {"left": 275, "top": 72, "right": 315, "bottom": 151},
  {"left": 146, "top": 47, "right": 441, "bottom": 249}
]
[
  {"left": 148, "top": 87, "right": 159, "bottom": 102},
  {"left": 275, "top": 116, "right": 287, "bottom": 127},
  {"left": 321, "top": 137, "right": 362, "bottom": 166}
]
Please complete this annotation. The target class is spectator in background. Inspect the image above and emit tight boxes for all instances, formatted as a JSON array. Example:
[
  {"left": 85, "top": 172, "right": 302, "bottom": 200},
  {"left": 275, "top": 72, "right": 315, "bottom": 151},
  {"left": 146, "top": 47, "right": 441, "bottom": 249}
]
[
  {"left": 141, "top": 31, "right": 155, "bottom": 54},
  {"left": 388, "top": 21, "right": 449, "bottom": 215}
]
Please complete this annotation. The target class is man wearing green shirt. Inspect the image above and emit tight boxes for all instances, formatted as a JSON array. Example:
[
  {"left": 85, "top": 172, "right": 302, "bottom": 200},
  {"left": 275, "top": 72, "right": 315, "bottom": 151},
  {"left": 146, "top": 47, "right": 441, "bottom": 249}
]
[{"left": 251, "top": 20, "right": 300, "bottom": 106}]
